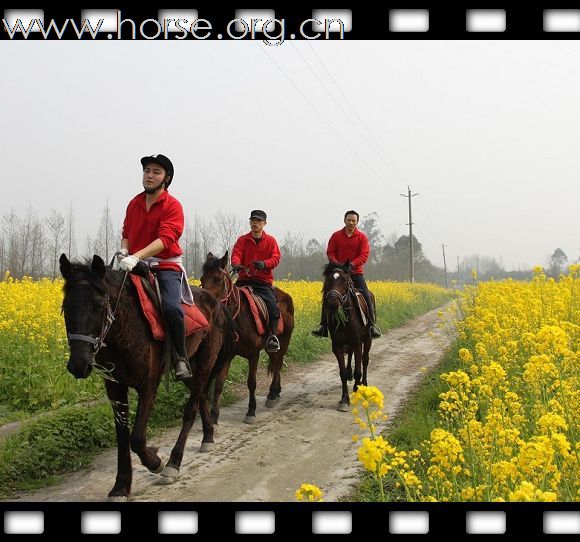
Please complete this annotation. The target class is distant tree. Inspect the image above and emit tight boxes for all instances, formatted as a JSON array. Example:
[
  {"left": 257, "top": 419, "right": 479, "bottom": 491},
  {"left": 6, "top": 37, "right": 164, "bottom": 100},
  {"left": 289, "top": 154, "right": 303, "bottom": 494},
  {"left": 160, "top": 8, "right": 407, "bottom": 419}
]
[
  {"left": 359, "top": 212, "right": 384, "bottom": 263},
  {"left": 547, "top": 248, "right": 568, "bottom": 277},
  {"left": 45, "top": 209, "right": 65, "bottom": 278},
  {"left": 94, "top": 202, "right": 115, "bottom": 263},
  {"left": 65, "top": 204, "right": 77, "bottom": 260},
  {"left": 306, "top": 238, "right": 323, "bottom": 257},
  {"left": 214, "top": 210, "right": 245, "bottom": 256}
]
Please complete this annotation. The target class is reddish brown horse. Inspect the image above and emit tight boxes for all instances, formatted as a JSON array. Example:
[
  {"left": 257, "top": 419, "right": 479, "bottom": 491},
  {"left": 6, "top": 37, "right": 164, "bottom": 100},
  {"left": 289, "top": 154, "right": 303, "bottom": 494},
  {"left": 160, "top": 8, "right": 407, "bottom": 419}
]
[
  {"left": 322, "top": 261, "right": 373, "bottom": 411},
  {"left": 59, "top": 254, "right": 234, "bottom": 499},
  {"left": 200, "top": 251, "right": 295, "bottom": 424}
]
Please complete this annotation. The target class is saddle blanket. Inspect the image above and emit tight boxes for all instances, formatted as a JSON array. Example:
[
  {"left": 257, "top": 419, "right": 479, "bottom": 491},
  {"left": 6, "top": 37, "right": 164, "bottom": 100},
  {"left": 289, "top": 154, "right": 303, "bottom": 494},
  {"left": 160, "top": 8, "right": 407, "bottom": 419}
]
[
  {"left": 238, "top": 286, "right": 284, "bottom": 336},
  {"left": 130, "top": 274, "right": 209, "bottom": 341}
]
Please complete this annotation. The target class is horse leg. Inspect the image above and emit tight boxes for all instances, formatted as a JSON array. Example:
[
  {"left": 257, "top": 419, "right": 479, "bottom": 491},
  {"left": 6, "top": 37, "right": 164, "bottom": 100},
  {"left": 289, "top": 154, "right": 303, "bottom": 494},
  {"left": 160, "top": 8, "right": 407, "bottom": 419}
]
[
  {"left": 198, "top": 391, "right": 215, "bottom": 452},
  {"left": 104, "top": 380, "right": 132, "bottom": 499},
  {"left": 244, "top": 352, "right": 259, "bottom": 423},
  {"left": 265, "top": 325, "right": 291, "bottom": 407},
  {"left": 362, "top": 335, "right": 371, "bottom": 386},
  {"left": 333, "top": 344, "right": 350, "bottom": 412},
  {"left": 130, "top": 379, "right": 165, "bottom": 474},
  {"left": 353, "top": 344, "right": 363, "bottom": 392},
  {"left": 346, "top": 351, "right": 353, "bottom": 381},
  {"left": 162, "top": 350, "right": 215, "bottom": 479},
  {"left": 210, "top": 356, "right": 233, "bottom": 425}
]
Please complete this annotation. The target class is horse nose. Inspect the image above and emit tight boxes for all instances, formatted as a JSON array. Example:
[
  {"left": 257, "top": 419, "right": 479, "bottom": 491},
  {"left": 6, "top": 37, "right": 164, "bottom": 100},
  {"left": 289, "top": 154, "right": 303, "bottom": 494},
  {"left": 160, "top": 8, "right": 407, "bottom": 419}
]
[{"left": 67, "top": 355, "right": 93, "bottom": 379}]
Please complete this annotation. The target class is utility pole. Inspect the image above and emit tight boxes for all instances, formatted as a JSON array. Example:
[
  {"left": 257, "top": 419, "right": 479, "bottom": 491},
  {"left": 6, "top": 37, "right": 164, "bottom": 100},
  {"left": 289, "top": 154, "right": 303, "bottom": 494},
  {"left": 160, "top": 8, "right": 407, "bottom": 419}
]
[
  {"left": 441, "top": 243, "right": 448, "bottom": 289},
  {"left": 457, "top": 256, "right": 461, "bottom": 288},
  {"left": 400, "top": 186, "right": 419, "bottom": 283}
]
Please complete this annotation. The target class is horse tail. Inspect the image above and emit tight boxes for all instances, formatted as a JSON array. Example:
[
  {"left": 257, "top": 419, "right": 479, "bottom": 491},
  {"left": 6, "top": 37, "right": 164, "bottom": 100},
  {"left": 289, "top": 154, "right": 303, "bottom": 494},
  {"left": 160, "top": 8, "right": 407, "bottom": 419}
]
[{"left": 209, "top": 303, "right": 237, "bottom": 382}]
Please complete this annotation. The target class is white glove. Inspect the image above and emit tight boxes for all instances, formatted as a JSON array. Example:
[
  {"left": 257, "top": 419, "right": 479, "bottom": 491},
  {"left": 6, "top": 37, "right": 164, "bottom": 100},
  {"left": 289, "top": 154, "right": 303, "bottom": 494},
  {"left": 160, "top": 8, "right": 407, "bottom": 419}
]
[
  {"left": 119, "top": 255, "right": 139, "bottom": 271},
  {"left": 116, "top": 248, "right": 129, "bottom": 263}
]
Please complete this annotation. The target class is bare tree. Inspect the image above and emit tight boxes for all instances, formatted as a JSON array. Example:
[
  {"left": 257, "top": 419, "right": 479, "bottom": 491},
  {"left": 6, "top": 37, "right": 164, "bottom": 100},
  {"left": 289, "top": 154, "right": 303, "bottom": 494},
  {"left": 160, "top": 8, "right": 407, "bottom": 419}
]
[
  {"left": 94, "top": 201, "right": 115, "bottom": 263},
  {"left": 45, "top": 209, "right": 65, "bottom": 278},
  {"left": 214, "top": 210, "right": 245, "bottom": 256},
  {"left": 199, "top": 217, "right": 217, "bottom": 263},
  {"left": 1, "top": 209, "right": 19, "bottom": 276},
  {"left": 65, "top": 203, "right": 77, "bottom": 260},
  {"left": 30, "top": 220, "right": 46, "bottom": 279}
]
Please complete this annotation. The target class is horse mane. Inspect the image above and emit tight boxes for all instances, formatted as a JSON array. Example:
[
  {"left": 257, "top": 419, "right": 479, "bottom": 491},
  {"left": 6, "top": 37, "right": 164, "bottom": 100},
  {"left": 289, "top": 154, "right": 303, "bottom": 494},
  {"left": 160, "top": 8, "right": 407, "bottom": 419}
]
[
  {"left": 323, "top": 261, "right": 348, "bottom": 277},
  {"left": 202, "top": 254, "right": 224, "bottom": 275},
  {"left": 62, "top": 259, "right": 125, "bottom": 296}
]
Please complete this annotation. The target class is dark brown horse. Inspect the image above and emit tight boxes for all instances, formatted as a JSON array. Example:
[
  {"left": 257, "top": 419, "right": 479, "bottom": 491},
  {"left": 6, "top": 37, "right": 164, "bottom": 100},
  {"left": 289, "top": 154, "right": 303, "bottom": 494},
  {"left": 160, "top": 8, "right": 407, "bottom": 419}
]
[
  {"left": 59, "top": 254, "right": 234, "bottom": 500},
  {"left": 200, "top": 251, "right": 295, "bottom": 424},
  {"left": 322, "top": 261, "right": 373, "bottom": 411}
]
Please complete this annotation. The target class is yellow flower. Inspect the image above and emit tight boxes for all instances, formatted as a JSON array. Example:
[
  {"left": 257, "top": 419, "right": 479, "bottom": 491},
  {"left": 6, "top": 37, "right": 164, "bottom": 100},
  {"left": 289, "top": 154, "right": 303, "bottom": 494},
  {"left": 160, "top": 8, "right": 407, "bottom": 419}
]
[{"left": 295, "top": 483, "right": 324, "bottom": 502}]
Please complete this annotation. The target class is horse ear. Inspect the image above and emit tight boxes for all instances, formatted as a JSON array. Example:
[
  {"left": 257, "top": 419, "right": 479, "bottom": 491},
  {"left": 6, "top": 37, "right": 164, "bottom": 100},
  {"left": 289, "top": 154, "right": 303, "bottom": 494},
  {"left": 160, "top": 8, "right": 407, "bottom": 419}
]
[
  {"left": 344, "top": 260, "right": 351, "bottom": 273},
  {"left": 59, "top": 253, "right": 71, "bottom": 279},
  {"left": 91, "top": 255, "right": 106, "bottom": 279},
  {"left": 207, "top": 252, "right": 214, "bottom": 261},
  {"left": 220, "top": 251, "right": 229, "bottom": 269}
]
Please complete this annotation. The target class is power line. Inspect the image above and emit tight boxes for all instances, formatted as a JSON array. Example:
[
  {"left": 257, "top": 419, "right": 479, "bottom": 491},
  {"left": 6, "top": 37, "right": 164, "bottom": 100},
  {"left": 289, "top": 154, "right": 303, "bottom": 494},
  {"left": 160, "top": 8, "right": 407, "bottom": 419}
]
[
  {"left": 257, "top": 44, "right": 397, "bottom": 192},
  {"left": 306, "top": 42, "right": 410, "bottom": 184},
  {"left": 291, "top": 43, "right": 400, "bottom": 191}
]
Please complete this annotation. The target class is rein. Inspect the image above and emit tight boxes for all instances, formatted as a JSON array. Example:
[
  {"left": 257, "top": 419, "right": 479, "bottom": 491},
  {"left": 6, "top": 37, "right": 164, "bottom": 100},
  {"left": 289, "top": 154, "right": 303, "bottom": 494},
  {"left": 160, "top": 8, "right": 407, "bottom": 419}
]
[
  {"left": 67, "top": 271, "right": 129, "bottom": 356},
  {"left": 219, "top": 268, "right": 242, "bottom": 320}
]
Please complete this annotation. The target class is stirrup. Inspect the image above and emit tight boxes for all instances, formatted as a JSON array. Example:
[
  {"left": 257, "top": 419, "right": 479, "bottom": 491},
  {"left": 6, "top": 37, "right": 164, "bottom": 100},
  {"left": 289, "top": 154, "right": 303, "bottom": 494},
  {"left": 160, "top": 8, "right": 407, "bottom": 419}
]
[
  {"left": 174, "top": 357, "right": 192, "bottom": 381},
  {"left": 266, "top": 335, "right": 280, "bottom": 353}
]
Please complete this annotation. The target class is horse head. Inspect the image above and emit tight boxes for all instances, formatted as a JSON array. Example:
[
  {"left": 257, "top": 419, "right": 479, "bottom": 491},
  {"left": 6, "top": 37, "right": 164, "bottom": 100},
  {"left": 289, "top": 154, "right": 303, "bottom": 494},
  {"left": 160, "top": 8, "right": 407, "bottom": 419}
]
[
  {"left": 59, "top": 253, "right": 111, "bottom": 379},
  {"left": 200, "top": 251, "right": 230, "bottom": 299},
  {"left": 323, "top": 260, "right": 354, "bottom": 311}
]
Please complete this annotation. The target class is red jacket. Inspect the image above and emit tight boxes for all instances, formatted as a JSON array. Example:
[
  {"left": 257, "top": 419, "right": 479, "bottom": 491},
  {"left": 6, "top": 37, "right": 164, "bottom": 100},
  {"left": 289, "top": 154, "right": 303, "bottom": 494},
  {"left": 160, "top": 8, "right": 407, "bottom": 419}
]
[
  {"left": 231, "top": 231, "right": 281, "bottom": 285},
  {"left": 327, "top": 228, "right": 370, "bottom": 275},
  {"left": 122, "top": 191, "right": 184, "bottom": 271}
]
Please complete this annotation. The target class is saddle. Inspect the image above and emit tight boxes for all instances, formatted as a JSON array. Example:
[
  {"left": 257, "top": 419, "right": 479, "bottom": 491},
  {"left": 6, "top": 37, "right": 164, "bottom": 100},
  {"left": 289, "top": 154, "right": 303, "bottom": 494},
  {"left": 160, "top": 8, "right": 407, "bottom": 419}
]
[
  {"left": 353, "top": 290, "right": 369, "bottom": 327},
  {"left": 238, "top": 286, "right": 283, "bottom": 336},
  {"left": 130, "top": 274, "right": 209, "bottom": 341}
]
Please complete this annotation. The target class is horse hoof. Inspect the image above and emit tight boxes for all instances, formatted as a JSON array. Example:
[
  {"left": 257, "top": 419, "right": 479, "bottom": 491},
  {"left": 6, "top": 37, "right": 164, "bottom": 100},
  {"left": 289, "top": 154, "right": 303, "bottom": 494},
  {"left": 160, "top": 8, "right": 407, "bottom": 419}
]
[
  {"left": 337, "top": 402, "right": 349, "bottom": 412},
  {"left": 264, "top": 397, "right": 279, "bottom": 408},
  {"left": 244, "top": 415, "right": 256, "bottom": 424},
  {"left": 199, "top": 442, "right": 215, "bottom": 452},
  {"left": 108, "top": 495, "right": 128, "bottom": 502},
  {"left": 149, "top": 456, "right": 167, "bottom": 474},
  {"left": 160, "top": 466, "right": 180, "bottom": 481}
]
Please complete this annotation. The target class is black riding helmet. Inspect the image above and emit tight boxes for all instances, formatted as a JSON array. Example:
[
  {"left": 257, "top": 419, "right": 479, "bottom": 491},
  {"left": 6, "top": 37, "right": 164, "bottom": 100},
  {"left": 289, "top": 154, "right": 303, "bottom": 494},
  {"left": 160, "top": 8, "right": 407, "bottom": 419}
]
[{"left": 140, "top": 154, "right": 174, "bottom": 187}]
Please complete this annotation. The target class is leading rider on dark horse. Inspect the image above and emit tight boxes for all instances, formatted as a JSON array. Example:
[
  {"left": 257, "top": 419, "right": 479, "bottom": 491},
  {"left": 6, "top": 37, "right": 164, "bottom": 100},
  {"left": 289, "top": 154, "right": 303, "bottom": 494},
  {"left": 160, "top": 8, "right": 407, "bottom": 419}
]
[
  {"left": 118, "top": 153, "right": 192, "bottom": 381},
  {"left": 312, "top": 209, "right": 382, "bottom": 339}
]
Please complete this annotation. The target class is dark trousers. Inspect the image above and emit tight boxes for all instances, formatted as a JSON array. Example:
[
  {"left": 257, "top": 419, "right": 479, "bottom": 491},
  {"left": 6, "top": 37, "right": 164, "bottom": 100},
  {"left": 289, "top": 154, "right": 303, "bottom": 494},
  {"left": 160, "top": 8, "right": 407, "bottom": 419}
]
[
  {"left": 236, "top": 279, "right": 280, "bottom": 334},
  {"left": 157, "top": 270, "right": 186, "bottom": 357},
  {"left": 351, "top": 274, "right": 376, "bottom": 323}
]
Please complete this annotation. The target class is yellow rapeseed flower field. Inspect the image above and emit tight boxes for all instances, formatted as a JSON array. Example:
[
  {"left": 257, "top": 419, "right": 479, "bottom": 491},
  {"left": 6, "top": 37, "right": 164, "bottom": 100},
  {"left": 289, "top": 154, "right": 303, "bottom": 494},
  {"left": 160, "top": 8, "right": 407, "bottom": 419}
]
[
  {"left": 0, "top": 274, "right": 449, "bottom": 415},
  {"left": 349, "top": 266, "right": 578, "bottom": 502}
]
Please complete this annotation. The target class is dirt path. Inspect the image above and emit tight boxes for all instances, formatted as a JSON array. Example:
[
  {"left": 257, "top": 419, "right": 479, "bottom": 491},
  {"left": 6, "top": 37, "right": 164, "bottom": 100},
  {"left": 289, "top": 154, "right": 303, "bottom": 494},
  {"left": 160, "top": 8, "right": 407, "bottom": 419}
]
[{"left": 12, "top": 305, "right": 455, "bottom": 502}]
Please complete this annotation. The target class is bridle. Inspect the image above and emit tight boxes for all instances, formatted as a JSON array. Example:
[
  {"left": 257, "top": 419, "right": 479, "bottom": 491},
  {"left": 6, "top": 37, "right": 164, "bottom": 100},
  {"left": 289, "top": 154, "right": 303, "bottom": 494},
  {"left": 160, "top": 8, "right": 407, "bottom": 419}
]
[
  {"left": 65, "top": 272, "right": 129, "bottom": 357},
  {"left": 325, "top": 268, "right": 356, "bottom": 309},
  {"left": 217, "top": 268, "right": 242, "bottom": 320}
]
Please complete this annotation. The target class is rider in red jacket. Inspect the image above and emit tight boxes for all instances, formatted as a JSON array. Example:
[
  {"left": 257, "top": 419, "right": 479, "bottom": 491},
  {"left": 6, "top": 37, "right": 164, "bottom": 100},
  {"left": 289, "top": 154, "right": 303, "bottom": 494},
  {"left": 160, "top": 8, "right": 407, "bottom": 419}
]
[
  {"left": 231, "top": 210, "right": 282, "bottom": 352},
  {"left": 119, "top": 154, "right": 192, "bottom": 381},
  {"left": 312, "top": 210, "right": 382, "bottom": 339}
]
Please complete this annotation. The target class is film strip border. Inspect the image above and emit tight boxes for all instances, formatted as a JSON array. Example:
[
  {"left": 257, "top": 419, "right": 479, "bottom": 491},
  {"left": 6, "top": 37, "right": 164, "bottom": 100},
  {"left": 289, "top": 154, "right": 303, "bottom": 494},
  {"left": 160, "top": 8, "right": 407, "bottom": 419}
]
[
  {"left": 4, "top": 8, "right": 580, "bottom": 40},
  {"left": 1, "top": 503, "right": 579, "bottom": 536}
]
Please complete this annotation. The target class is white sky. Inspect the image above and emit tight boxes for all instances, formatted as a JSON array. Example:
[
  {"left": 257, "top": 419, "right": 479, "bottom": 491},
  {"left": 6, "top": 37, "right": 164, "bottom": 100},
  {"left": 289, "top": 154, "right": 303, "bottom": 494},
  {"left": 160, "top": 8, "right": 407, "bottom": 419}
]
[{"left": 1, "top": 40, "right": 579, "bottom": 270}]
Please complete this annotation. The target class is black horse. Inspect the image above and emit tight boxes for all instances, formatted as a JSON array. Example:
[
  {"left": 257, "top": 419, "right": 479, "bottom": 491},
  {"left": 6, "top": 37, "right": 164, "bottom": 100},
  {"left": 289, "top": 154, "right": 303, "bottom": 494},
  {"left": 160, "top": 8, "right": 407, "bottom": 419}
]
[
  {"left": 59, "top": 254, "right": 234, "bottom": 500},
  {"left": 322, "top": 261, "right": 373, "bottom": 411}
]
